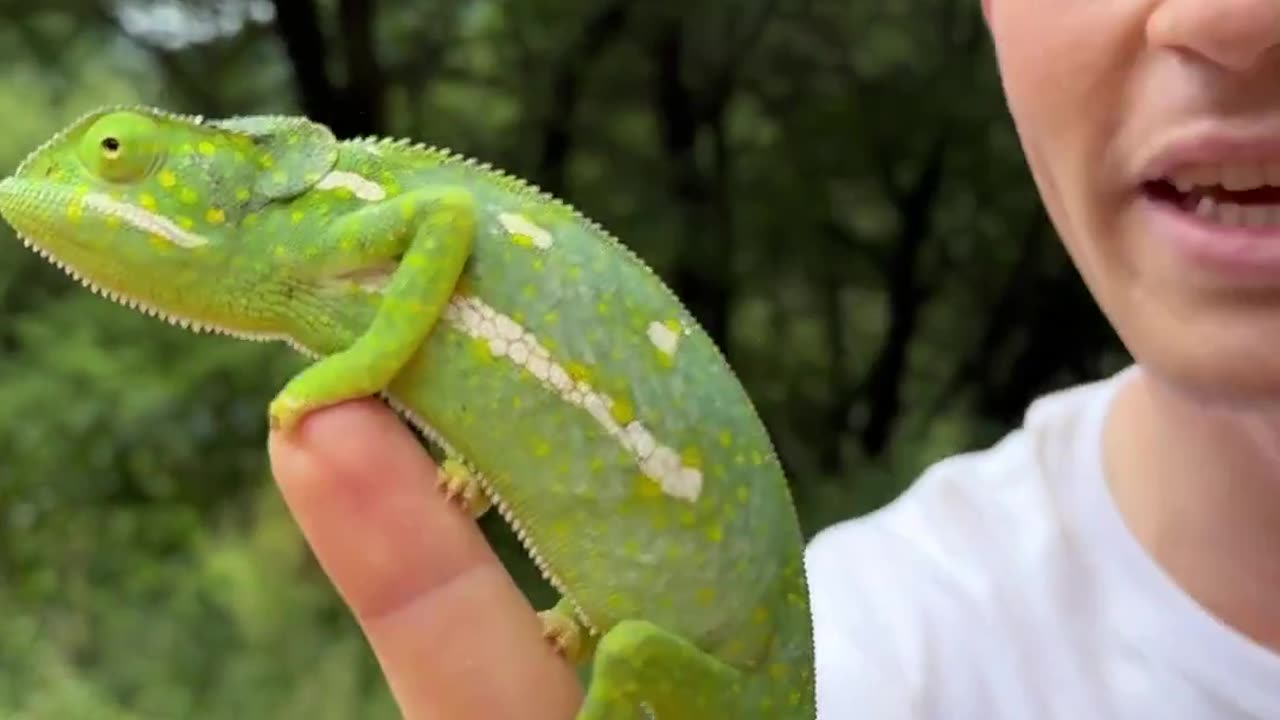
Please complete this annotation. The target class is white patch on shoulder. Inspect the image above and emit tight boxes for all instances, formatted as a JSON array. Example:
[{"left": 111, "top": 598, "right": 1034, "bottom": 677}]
[
  {"left": 443, "top": 296, "right": 704, "bottom": 502},
  {"left": 316, "top": 170, "right": 386, "bottom": 201},
  {"left": 83, "top": 193, "right": 208, "bottom": 248},
  {"left": 646, "top": 321, "right": 682, "bottom": 356},
  {"left": 497, "top": 212, "right": 554, "bottom": 249}
]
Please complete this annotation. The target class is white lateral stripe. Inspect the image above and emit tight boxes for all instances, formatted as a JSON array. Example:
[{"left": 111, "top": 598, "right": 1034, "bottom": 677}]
[
  {"left": 83, "top": 193, "right": 208, "bottom": 248},
  {"left": 315, "top": 170, "right": 386, "bottom": 201},
  {"left": 497, "top": 212, "right": 554, "bottom": 249},
  {"left": 646, "top": 321, "right": 681, "bottom": 356},
  {"left": 443, "top": 296, "right": 704, "bottom": 501}
]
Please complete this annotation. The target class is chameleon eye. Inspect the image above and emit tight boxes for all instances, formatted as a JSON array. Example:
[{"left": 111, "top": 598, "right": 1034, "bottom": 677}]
[{"left": 78, "top": 112, "right": 163, "bottom": 183}]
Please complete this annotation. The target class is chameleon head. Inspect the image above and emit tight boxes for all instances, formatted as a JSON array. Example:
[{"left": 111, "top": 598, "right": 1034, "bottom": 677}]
[{"left": 0, "top": 105, "right": 338, "bottom": 337}]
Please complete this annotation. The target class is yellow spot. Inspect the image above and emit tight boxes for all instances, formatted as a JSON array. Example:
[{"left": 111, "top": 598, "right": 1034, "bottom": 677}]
[
  {"left": 769, "top": 663, "right": 787, "bottom": 681},
  {"left": 609, "top": 397, "right": 635, "bottom": 425},
  {"left": 206, "top": 208, "right": 226, "bottom": 225},
  {"left": 565, "top": 361, "right": 593, "bottom": 383},
  {"left": 681, "top": 446, "right": 703, "bottom": 469},
  {"left": 105, "top": 215, "right": 121, "bottom": 229},
  {"left": 235, "top": 188, "right": 251, "bottom": 202},
  {"left": 736, "top": 486, "right": 749, "bottom": 503},
  {"left": 696, "top": 587, "right": 716, "bottom": 605},
  {"left": 243, "top": 213, "right": 259, "bottom": 227},
  {"left": 272, "top": 170, "right": 287, "bottom": 185},
  {"left": 179, "top": 187, "right": 198, "bottom": 204},
  {"left": 636, "top": 475, "right": 662, "bottom": 499},
  {"left": 273, "top": 245, "right": 288, "bottom": 258},
  {"left": 718, "top": 430, "right": 732, "bottom": 447},
  {"left": 176, "top": 216, "right": 194, "bottom": 229},
  {"left": 158, "top": 170, "right": 177, "bottom": 188},
  {"left": 197, "top": 141, "right": 216, "bottom": 156},
  {"left": 259, "top": 153, "right": 274, "bottom": 168},
  {"left": 290, "top": 209, "right": 304, "bottom": 224},
  {"left": 138, "top": 192, "right": 157, "bottom": 210},
  {"left": 706, "top": 524, "right": 723, "bottom": 543},
  {"left": 533, "top": 439, "right": 552, "bottom": 457},
  {"left": 753, "top": 607, "right": 769, "bottom": 624},
  {"left": 66, "top": 202, "right": 83, "bottom": 221}
]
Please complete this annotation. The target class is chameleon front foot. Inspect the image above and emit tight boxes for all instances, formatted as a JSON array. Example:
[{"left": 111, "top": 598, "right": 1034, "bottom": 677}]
[
  {"left": 267, "top": 394, "right": 314, "bottom": 432},
  {"left": 436, "top": 457, "right": 491, "bottom": 517}
]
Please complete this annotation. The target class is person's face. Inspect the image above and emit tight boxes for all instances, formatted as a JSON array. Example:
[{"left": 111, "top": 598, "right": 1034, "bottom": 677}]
[{"left": 983, "top": 0, "right": 1280, "bottom": 406}]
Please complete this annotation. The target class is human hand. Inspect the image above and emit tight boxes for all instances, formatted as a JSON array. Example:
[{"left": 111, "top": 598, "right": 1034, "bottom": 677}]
[{"left": 267, "top": 398, "right": 583, "bottom": 719}]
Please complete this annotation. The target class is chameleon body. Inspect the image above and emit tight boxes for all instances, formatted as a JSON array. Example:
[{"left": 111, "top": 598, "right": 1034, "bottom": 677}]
[{"left": 0, "top": 106, "right": 815, "bottom": 719}]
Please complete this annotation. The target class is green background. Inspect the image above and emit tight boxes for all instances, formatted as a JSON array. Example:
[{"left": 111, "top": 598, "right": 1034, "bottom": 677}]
[{"left": 0, "top": 1, "right": 1128, "bottom": 716}]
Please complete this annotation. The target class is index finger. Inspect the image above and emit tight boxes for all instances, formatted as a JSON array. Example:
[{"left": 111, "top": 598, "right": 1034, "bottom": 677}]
[{"left": 267, "top": 398, "right": 582, "bottom": 719}]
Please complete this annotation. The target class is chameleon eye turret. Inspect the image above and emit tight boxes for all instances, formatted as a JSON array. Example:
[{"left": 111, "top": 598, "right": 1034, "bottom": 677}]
[
  {"left": 0, "top": 104, "right": 816, "bottom": 719},
  {"left": 76, "top": 111, "right": 164, "bottom": 183}
]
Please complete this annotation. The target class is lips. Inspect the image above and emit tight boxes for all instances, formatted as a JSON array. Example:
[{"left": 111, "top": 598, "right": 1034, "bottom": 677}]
[
  {"left": 1138, "top": 127, "right": 1280, "bottom": 217},
  {"left": 1135, "top": 125, "right": 1280, "bottom": 282},
  {"left": 1144, "top": 172, "right": 1280, "bottom": 227}
]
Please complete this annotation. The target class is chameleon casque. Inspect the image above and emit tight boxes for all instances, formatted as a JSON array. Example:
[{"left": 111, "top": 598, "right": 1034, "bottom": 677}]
[{"left": 0, "top": 106, "right": 815, "bottom": 719}]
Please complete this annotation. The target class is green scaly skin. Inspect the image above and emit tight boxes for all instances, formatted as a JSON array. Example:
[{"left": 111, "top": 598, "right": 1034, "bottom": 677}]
[{"left": 0, "top": 106, "right": 815, "bottom": 719}]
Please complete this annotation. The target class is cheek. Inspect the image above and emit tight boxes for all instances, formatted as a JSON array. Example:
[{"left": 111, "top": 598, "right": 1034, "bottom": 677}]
[{"left": 987, "top": 2, "right": 1149, "bottom": 301}]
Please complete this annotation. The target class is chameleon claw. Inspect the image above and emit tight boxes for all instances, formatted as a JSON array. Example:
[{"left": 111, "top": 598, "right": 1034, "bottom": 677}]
[
  {"left": 437, "top": 457, "right": 492, "bottom": 517},
  {"left": 267, "top": 395, "right": 307, "bottom": 433},
  {"left": 538, "top": 606, "right": 584, "bottom": 663}
]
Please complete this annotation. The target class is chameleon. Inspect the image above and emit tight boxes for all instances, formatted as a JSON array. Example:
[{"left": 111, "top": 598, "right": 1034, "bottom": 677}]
[{"left": 0, "top": 105, "right": 815, "bottom": 719}]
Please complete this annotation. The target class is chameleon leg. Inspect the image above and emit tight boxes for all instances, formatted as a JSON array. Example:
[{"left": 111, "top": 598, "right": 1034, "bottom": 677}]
[
  {"left": 538, "top": 597, "right": 598, "bottom": 663},
  {"left": 437, "top": 456, "right": 492, "bottom": 517},
  {"left": 267, "top": 188, "right": 477, "bottom": 431},
  {"left": 576, "top": 619, "right": 745, "bottom": 720}
]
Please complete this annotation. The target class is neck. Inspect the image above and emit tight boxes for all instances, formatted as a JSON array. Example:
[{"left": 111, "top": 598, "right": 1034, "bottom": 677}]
[{"left": 1105, "top": 367, "right": 1280, "bottom": 651}]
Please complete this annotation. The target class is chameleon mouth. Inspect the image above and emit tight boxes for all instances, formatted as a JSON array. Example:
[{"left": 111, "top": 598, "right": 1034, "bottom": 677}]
[{"left": 0, "top": 176, "right": 288, "bottom": 346}]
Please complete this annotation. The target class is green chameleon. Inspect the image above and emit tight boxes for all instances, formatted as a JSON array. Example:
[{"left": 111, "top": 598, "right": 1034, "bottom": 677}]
[{"left": 0, "top": 106, "right": 815, "bottom": 719}]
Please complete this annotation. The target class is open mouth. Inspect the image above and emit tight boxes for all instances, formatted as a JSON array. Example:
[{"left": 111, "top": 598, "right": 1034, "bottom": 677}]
[{"left": 1143, "top": 165, "right": 1280, "bottom": 227}]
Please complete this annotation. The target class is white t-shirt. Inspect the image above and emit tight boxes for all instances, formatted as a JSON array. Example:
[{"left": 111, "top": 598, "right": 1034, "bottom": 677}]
[{"left": 805, "top": 367, "right": 1280, "bottom": 719}]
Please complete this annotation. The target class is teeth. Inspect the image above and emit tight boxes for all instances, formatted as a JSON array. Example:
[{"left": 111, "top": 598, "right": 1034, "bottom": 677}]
[
  {"left": 1222, "top": 165, "right": 1266, "bottom": 191},
  {"left": 1191, "top": 196, "right": 1280, "bottom": 227},
  {"left": 1167, "top": 162, "right": 1280, "bottom": 192}
]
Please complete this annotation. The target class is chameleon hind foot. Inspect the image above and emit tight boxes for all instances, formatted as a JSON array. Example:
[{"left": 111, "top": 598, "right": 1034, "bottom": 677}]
[
  {"left": 436, "top": 457, "right": 491, "bottom": 517},
  {"left": 538, "top": 597, "right": 595, "bottom": 664}
]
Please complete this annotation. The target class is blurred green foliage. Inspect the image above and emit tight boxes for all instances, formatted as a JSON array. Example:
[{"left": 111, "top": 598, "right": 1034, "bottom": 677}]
[{"left": 0, "top": 0, "right": 1128, "bottom": 716}]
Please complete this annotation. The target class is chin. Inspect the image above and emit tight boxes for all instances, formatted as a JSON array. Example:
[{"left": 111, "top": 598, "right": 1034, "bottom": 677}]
[{"left": 1121, "top": 310, "right": 1280, "bottom": 413}]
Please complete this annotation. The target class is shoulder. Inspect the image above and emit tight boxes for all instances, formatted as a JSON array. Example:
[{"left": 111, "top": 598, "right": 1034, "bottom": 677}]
[{"left": 804, "top": 370, "right": 1129, "bottom": 718}]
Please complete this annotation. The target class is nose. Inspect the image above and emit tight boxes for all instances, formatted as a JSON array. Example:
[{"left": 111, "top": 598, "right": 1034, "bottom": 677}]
[{"left": 1148, "top": 0, "right": 1280, "bottom": 71}]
